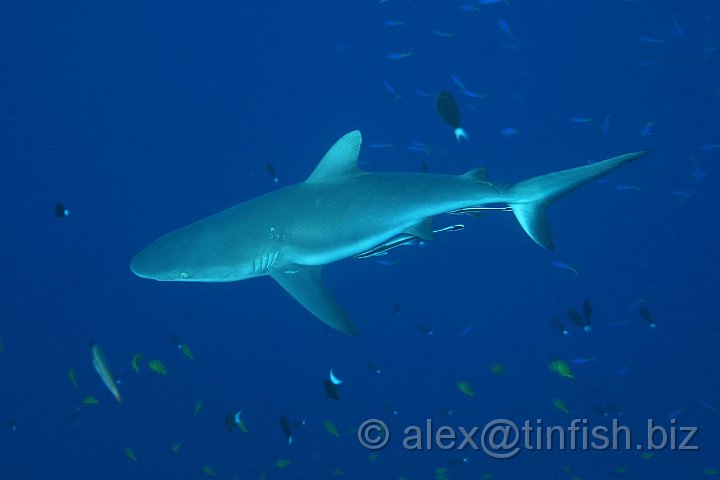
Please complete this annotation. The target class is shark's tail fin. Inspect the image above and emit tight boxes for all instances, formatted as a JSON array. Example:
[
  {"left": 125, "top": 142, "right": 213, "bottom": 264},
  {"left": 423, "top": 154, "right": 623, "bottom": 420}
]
[{"left": 507, "top": 151, "right": 649, "bottom": 250}]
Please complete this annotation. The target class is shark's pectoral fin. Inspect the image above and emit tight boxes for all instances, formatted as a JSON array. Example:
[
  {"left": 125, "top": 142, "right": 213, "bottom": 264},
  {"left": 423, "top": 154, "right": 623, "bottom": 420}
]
[
  {"left": 404, "top": 217, "right": 434, "bottom": 240},
  {"left": 271, "top": 265, "right": 360, "bottom": 336}
]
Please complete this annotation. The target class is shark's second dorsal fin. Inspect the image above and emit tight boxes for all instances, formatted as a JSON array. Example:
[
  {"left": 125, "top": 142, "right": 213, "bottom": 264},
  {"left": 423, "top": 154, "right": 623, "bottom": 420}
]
[{"left": 306, "top": 131, "right": 365, "bottom": 183}]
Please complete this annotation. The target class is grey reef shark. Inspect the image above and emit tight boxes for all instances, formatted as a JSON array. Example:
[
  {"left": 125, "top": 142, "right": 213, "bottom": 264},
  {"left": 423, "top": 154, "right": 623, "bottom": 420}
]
[{"left": 131, "top": 131, "right": 648, "bottom": 336}]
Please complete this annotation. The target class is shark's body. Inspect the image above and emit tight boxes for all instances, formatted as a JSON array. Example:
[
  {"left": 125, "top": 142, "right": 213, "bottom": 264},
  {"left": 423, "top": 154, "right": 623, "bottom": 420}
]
[{"left": 131, "top": 131, "right": 647, "bottom": 335}]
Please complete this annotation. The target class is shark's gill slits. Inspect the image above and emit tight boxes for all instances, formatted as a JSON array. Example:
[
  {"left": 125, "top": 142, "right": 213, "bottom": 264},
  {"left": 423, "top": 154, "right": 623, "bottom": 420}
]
[{"left": 253, "top": 251, "right": 279, "bottom": 274}]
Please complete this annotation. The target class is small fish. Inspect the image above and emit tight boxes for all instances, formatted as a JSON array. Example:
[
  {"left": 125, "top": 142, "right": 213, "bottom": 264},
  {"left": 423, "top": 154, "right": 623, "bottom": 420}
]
[
  {"left": 640, "top": 121, "right": 655, "bottom": 136},
  {"left": 82, "top": 395, "right": 99, "bottom": 405},
  {"left": 548, "top": 357, "right": 575, "bottom": 379},
  {"left": 600, "top": 114, "right": 611, "bottom": 133},
  {"left": 68, "top": 367, "right": 77, "bottom": 389},
  {"left": 704, "top": 468, "right": 719, "bottom": 475},
  {"left": 698, "top": 399, "right": 719, "bottom": 414},
  {"left": 431, "top": 29, "right": 454, "bottom": 38},
  {"left": 592, "top": 405, "right": 607, "bottom": 417},
  {"left": 385, "top": 51, "right": 412, "bottom": 60},
  {"left": 550, "top": 317, "right": 569, "bottom": 336},
  {"left": 552, "top": 261, "right": 578, "bottom": 276},
  {"left": 457, "top": 380, "right": 475, "bottom": 397},
  {"left": 570, "top": 357, "right": 597, "bottom": 364},
  {"left": 266, "top": 162, "right": 279, "bottom": 183},
  {"left": 615, "top": 361, "right": 632, "bottom": 376},
  {"left": 614, "top": 184, "right": 641, "bottom": 191},
  {"left": 497, "top": 19, "right": 513, "bottom": 38},
  {"left": 323, "top": 419, "right": 340, "bottom": 438},
  {"left": 640, "top": 35, "right": 666, "bottom": 44},
  {"left": 170, "top": 442, "right": 182, "bottom": 453},
  {"left": 148, "top": 359, "right": 167, "bottom": 375},
  {"left": 91, "top": 343, "right": 122, "bottom": 403},
  {"left": 501, "top": 127, "right": 518, "bottom": 137},
  {"left": 490, "top": 363, "right": 504, "bottom": 375},
  {"left": 275, "top": 459, "right": 291, "bottom": 469},
  {"left": 605, "top": 402, "right": 623, "bottom": 416},
  {"left": 322, "top": 379, "right": 340, "bottom": 400},
  {"left": 193, "top": 400, "right": 202, "bottom": 417},
  {"left": 203, "top": 465, "right": 217, "bottom": 477},
  {"left": 417, "top": 322, "right": 434, "bottom": 335},
  {"left": 125, "top": 447, "right": 137, "bottom": 462},
  {"left": 54, "top": 202, "right": 70, "bottom": 218},
  {"left": 639, "top": 306, "right": 656, "bottom": 328},
  {"left": 582, "top": 299, "right": 592, "bottom": 325},
  {"left": 567, "top": 308, "right": 590, "bottom": 332},
  {"left": 700, "top": 144, "right": 720, "bottom": 152},
  {"left": 638, "top": 58, "right": 660, "bottom": 68},
  {"left": 329, "top": 367, "right": 343, "bottom": 385},
  {"left": 690, "top": 156, "right": 705, "bottom": 183},
  {"left": 460, "top": 89, "right": 487, "bottom": 99},
  {"left": 367, "top": 142, "right": 393, "bottom": 149},
  {"left": 459, "top": 322, "right": 473, "bottom": 336},
  {"left": 459, "top": 4, "right": 480, "bottom": 12},
  {"left": 435, "top": 91, "right": 468, "bottom": 142},
  {"left": 383, "top": 19, "right": 405, "bottom": 27},
  {"left": 569, "top": 116, "right": 593, "bottom": 123},
  {"left": 408, "top": 142, "right": 432, "bottom": 155},
  {"left": 179, "top": 343, "right": 194, "bottom": 361},
  {"left": 382, "top": 81, "right": 401, "bottom": 100},
  {"left": 671, "top": 17, "right": 685, "bottom": 39},
  {"left": 234, "top": 410, "right": 249, "bottom": 432},
  {"left": 131, "top": 353, "right": 144, "bottom": 373},
  {"left": 552, "top": 398, "right": 570, "bottom": 414},
  {"left": 280, "top": 415, "right": 293, "bottom": 445},
  {"left": 367, "top": 361, "right": 382, "bottom": 374}
]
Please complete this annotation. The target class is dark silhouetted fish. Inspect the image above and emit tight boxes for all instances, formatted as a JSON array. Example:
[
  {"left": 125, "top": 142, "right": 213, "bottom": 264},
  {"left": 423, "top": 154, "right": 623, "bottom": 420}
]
[
  {"left": 322, "top": 379, "right": 340, "bottom": 400},
  {"left": 567, "top": 307, "right": 591, "bottom": 332},
  {"left": 54, "top": 202, "right": 69, "bottom": 218},
  {"left": 639, "top": 306, "right": 656, "bottom": 328},
  {"left": 435, "top": 91, "right": 468, "bottom": 142},
  {"left": 280, "top": 415, "right": 293, "bottom": 445},
  {"left": 550, "top": 316, "right": 569, "bottom": 336}
]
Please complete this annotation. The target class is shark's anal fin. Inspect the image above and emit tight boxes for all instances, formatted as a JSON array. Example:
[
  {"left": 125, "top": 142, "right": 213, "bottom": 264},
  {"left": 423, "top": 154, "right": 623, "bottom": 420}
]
[{"left": 271, "top": 265, "right": 360, "bottom": 336}]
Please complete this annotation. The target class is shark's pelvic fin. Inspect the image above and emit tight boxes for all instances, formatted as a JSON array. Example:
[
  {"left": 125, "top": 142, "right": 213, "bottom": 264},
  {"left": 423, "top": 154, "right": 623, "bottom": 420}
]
[
  {"left": 271, "top": 265, "right": 360, "bottom": 336},
  {"left": 306, "top": 130, "right": 366, "bottom": 183},
  {"left": 507, "top": 151, "right": 649, "bottom": 250}
]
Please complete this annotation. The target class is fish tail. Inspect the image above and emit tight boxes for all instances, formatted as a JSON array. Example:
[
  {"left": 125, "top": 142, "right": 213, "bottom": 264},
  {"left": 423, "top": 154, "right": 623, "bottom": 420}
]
[{"left": 506, "top": 151, "right": 649, "bottom": 250}]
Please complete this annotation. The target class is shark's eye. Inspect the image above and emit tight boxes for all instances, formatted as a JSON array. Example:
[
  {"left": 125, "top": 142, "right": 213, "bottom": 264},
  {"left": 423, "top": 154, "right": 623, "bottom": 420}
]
[{"left": 179, "top": 272, "right": 190, "bottom": 279}]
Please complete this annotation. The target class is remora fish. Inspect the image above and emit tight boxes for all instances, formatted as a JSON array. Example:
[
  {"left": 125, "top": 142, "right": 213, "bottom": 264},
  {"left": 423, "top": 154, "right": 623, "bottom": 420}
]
[
  {"left": 130, "top": 131, "right": 648, "bottom": 336},
  {"left": 91, "top": 343, "right": 122, "bottom": 403}
]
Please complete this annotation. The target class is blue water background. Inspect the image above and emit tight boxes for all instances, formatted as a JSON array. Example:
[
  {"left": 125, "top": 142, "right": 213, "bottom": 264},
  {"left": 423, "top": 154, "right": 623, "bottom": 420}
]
[{"left": 1, "top": 1, "right": 719, "bottom": 478}]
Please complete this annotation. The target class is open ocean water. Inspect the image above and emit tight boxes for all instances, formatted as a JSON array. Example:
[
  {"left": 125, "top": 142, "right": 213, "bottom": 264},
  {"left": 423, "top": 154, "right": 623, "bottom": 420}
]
[{"left": 1, "top": 1, "right": 719, "bottom": 479}]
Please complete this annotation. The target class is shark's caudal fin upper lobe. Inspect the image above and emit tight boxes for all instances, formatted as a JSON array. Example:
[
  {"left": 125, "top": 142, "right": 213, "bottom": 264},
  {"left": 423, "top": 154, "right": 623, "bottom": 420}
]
[{"left": 507, "top": 151, "right": 650, "bottom": 250}]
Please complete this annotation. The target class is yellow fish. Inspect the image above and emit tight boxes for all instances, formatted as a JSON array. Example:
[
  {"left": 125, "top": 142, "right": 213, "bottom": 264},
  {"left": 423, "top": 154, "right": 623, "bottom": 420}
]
[
  {"left": 490, "top": 363, "right": 504, "bottom": 375},
  {"left": 82, "top": 395, "right": 99, "bottom": 405},
  {"left": 193, "top": 400, "right": 203, "bottom": 417},
  {"left": 125, "top": 447, "right": 137, "bottom": 462},
  {"left": 457, "top": 380, "right": 475, "bottom": 397},
  {"left": 368, "top": 453, "right": 378, "bottom": 463},
  {"left": 548, "top": 358, "right": 575, "bottom": 379},
  {"left": 179, "top": 343, "right": 194, "bottom": 361},
  {"left": 705, "top": 468, "right": 719, "bottom": 475},
  {"left": 171, "top": 442, "right": 182, "bottom": 453},
  {"left": 68, "top": 367, "right": 78, "bottom": 389},
  {"left": 148, "top": 359, "right": 167, "bottom": 375},
  {"left": 91, "top": 343, "right": 122, "bottom": 402},
  {"left": 323, "top": 419, "right": 340, "bottom": 438},
  {"left": 131, "top": 353, "right": 144, "bottom": 373},
  {"left": 552, "top": 398, "right": 570, "bottom": 414},
  {"left": 203, "top": 465, "right": 217, "bottom": 476},
  {"left": 332, "top": 467, "right": 344, "bottom": 476},
  {"left": 275, "top": 459, "right": 291, "bottom": 469}
]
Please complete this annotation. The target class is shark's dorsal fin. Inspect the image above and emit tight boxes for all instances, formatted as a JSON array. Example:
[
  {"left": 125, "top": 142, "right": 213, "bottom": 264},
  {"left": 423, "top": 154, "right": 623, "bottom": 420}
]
[
  {"left": 306, "top": 131, "right": 365, "bottom": 183},
  {"left": 463, "top": 166, "right": 489, "bottom": 182},
  {"left": 271, "top": 265, "right": 360, "bottom": 336}
]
